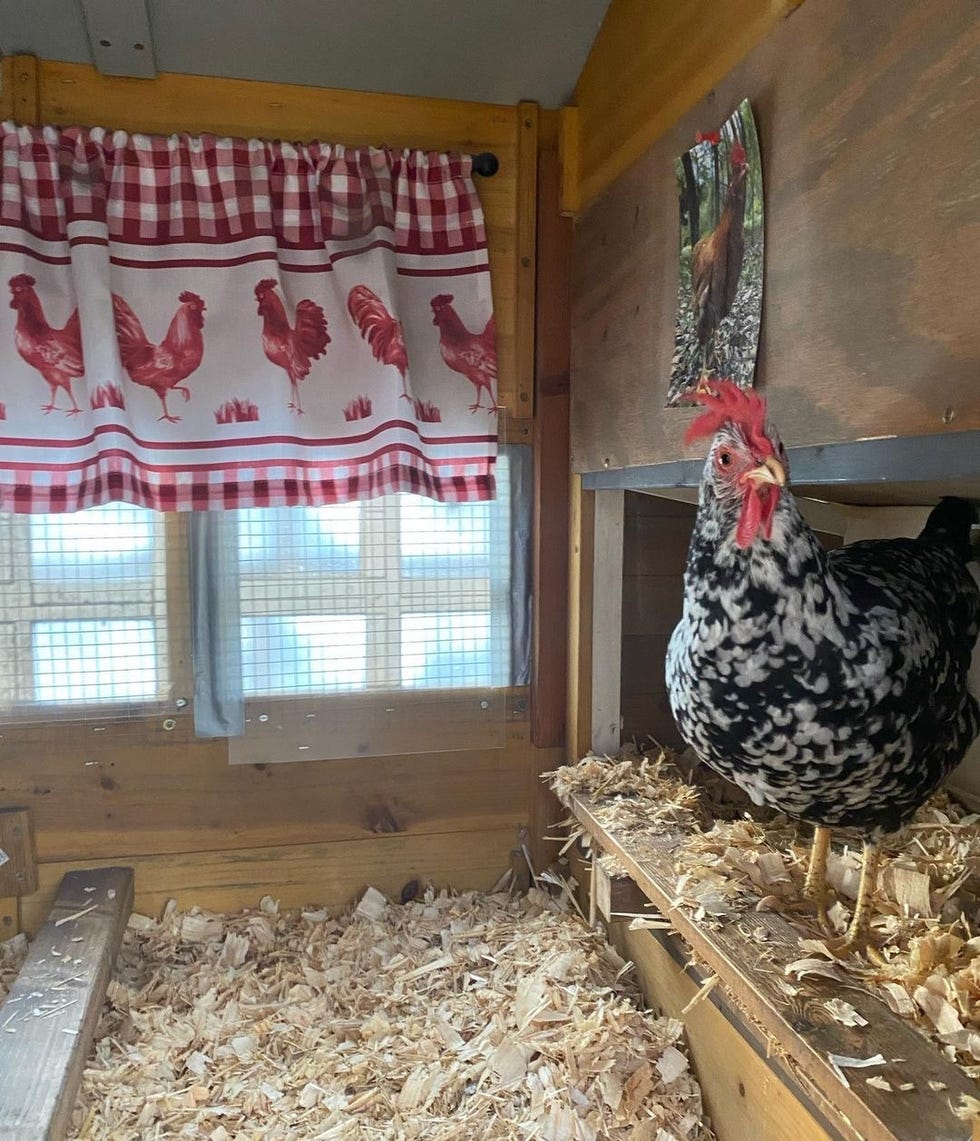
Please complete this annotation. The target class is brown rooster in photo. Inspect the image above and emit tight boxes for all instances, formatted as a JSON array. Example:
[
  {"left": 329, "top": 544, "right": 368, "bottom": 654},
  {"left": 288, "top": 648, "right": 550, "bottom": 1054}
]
[
  {"left": 255, "top": 279, "right": 330, "bottom": 415},
  {"left": 8, "top": 274, "right": 85, "bottom": 415},
  {"left": 112, "top": 290, "right": 207, "bottom": 423},
  {"left": 691, "top": 140, "right": 748, "bottom": 379},
  {"left": 347, "top": 285, "right": 410, "bottom": 400},
  {"left": 430, "top": 294, "right": 497, "bottom": 413}
]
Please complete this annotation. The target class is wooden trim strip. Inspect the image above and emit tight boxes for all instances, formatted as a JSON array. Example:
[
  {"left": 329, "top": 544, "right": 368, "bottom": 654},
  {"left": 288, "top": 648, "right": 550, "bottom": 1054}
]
[{"left": 513, "top": 101, "right": 539, "bottom": 418}]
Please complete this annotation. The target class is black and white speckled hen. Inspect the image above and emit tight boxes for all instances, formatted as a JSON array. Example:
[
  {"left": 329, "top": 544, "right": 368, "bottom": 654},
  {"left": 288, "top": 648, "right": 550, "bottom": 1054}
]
[{"left": 666, "top": 380, "right": 980, "bottom": 954}]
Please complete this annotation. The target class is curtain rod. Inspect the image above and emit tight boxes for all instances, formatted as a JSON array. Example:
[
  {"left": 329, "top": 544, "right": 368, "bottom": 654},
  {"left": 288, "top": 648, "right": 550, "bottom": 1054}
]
[{"left": 470, "top": 152, "right": 499, "bottom": 177}]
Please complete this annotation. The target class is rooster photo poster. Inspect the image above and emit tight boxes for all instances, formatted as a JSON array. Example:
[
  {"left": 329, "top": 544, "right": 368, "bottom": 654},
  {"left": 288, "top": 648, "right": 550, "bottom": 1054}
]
[{"left": 666, "top": 98, "right": 764, "bottom": 407}]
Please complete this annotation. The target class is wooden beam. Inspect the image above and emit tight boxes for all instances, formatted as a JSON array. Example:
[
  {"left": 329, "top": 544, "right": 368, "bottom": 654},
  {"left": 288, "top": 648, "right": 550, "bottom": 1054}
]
[
  {"left": 512, "top": 101, "right": 539, "bottom": 418},
  {"left": 570, "top": 0, "right": 803, "bottom": 211},
  {"left": 0, "top": 58, "right": 14, "bottom": 121},
  {"left": 613, "top": 924, "right": 835, "bottom": 1141},
  {"left": 0, "top": 867, "right": 133, "bottom": 1141},
  {"left": 9, "top": 55, "right": 40, "bottom": 127},
  {"left": 590, "top": 490, "right": 624, "bottom": 754},
  {"left": 531, "top": 147, "right": 571, "bottom": 748},
  {"left": 570, "top": 794, "right": 975, "bottom": 1141}
]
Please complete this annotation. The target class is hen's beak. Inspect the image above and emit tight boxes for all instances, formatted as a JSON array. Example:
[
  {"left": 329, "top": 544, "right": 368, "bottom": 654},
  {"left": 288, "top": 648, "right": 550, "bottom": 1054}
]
[{"left": 742, "top": 456, "right": 786, "bottom": 488}]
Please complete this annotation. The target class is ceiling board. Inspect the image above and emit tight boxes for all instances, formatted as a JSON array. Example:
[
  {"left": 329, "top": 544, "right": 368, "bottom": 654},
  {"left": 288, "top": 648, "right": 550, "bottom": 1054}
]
[{"left": 0, "top": 0, "right": 611, "bottom": 108}]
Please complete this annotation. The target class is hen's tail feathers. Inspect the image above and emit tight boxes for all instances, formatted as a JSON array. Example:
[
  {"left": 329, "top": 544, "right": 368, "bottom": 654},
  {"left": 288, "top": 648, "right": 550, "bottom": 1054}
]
[{"left": 919, "top": 497, "right": 978, "bottom": 563}]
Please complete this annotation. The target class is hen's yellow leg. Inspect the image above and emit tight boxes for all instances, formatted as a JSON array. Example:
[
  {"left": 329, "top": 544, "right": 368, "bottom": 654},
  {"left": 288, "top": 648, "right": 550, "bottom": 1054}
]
[
  {"left": 827, "top": 843, "right": 883, "bottom": 960},
  {"left": 803, "top": 824, "right": 832, "bottom": 932}
]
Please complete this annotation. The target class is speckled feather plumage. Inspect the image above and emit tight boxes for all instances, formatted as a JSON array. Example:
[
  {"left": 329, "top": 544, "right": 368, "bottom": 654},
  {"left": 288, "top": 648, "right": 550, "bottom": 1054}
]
[{"left": 666, "top": 423, "right": 980, "bottom": 841}]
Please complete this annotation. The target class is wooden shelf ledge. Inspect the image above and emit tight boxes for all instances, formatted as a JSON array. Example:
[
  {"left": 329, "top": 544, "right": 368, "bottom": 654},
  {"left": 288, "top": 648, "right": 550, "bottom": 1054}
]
[
  {"left": 0, "top": 867, "right": 134, "bottom": 1141},
  {"left": 569, "top": 793, "right": 976, "bottom": 1141}
]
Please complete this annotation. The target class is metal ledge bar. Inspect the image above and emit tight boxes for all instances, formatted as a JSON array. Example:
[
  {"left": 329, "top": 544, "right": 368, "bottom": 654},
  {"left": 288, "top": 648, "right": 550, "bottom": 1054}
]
[{"left": 582, "top": 430, "right": 980, "bottom": 493}]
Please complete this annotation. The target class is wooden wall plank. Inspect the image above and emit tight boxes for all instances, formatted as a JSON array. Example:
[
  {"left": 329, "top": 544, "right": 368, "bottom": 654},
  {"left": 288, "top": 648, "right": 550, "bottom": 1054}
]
[
  {"left": 1, "top": 721, "right": 538, "bottom": 863},
  {"left": 22, "top": 828, "right": 516, "bottom": 935},
  {"left": 0, "top": 809, "right": 37, "bottom": 896},
  {"left": 569, "top": 0, "right": 802, "bottom": 212},
  {"left": 0, "top": 867, "right": 133, "bottom": 1141},
  {"left": 571, "top": 0, "right": 980, "bottom": 474},
  {"left": 613, "top": 925, "right": 835, "bottom": 1141}
]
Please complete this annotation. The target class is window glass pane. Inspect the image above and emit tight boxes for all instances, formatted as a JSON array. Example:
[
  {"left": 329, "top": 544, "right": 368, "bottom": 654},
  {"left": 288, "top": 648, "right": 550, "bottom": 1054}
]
[
  {"left": 399, "top": 498, "right": 489, "bottom": 577},
  {"left": 401, "top": 612, "right": 491, "bottom": 688},
  {"left": 238, "top": 505, "right": 360, "bottom": 573},
  {"left": 29, "top": 503, "right": 155, "bottom": 581},
  {"left": 242, "top": 615, "right": 366, "bottom": 695},
  {"left": 32, "top": 619, "right": 158, "bottom": 703}
]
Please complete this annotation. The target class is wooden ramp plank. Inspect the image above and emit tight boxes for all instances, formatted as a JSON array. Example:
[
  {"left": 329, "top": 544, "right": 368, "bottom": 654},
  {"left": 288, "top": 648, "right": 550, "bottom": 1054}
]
[
  {"left": 570, "top": 794, "right": 974, "bottom": 1141},
  {"left": 0, "top": 866, "right": 134, "bottom": 1141}
]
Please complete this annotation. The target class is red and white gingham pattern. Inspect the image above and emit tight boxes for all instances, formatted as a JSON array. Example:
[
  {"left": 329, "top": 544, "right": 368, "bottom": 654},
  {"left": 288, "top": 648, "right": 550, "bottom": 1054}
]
[
  {"left": 0, "top": 120, "right": 496, "bottom": 513},
  {"left": 0, "top": 123, "right": 487, "bottom": 252}
]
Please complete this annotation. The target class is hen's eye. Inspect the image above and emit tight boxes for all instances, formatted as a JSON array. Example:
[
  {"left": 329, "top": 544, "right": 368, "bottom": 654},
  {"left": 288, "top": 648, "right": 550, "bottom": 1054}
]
[{"left": 718, "top": 451, "right": 733, "bottom": 468}]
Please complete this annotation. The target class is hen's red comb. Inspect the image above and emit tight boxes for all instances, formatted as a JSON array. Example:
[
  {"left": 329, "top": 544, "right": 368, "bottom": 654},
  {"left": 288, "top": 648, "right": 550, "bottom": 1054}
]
[{"left": 684, "top": 380, "right": 770, "bottom": 453}]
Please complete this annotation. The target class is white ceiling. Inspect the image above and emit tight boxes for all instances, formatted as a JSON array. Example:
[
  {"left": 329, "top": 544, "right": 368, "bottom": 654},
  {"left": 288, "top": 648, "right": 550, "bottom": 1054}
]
[{"left": 0, "top": 0, "right": 611, "bottom": 108}]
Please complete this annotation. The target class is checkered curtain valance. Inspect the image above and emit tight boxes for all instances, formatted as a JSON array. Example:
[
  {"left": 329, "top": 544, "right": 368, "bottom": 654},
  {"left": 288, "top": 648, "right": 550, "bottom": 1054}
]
[{"left": 0, "top": 121, "right": 498, "bottom": 512}]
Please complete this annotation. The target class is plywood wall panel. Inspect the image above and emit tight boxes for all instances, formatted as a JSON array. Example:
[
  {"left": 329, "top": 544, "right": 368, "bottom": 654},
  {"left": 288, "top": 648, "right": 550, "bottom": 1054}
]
[
  {"left": 0, "top": 721, "right": 538, "bottom": 863},
  {"left": 571, "top": 0, "right": 980, "bottom": 475}
]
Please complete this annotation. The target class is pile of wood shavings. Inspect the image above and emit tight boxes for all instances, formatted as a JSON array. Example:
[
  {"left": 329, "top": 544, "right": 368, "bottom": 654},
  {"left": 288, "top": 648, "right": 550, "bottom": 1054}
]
[
  {"left": 548, "top": 747, "right": 980, "bottom": 1084},
  {"left": 66, "top": 885, "right": 712, "bottom": 1140}
]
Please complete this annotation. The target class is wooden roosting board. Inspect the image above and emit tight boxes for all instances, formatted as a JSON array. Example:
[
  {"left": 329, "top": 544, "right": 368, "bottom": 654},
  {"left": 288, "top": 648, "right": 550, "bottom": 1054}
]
[
  {"left": 569, "top": 793, "right": 978, "bottom": 1141},
  {"left": 0, "top": 866, "right": 133, "bottom": 1141}
]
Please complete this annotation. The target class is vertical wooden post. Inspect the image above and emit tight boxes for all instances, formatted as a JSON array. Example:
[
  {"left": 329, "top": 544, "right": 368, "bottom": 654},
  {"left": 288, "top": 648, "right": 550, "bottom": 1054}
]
[
  {"left": 558, "top": 105, "right": 580, "bottom": 218},
  {"left": 590, "top": 490, "right": 624, "bottom": 755},
  {"left": 566, "top": 475, "right": 595, "bottom": 760},
  {"left": 10, "top": 55, "right": 40, "bottom": 126},
  {"left": 513, "top": 101, "right": 539, "bottom": 417},
  {"left": 531, "top": 147, "right": 571, "bottom": 748}
]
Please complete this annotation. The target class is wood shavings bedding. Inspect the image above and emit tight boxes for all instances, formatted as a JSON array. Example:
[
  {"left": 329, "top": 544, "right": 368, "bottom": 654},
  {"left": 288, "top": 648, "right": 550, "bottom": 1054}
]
[
  {"left": 547, "top": 746, "right": 980, "bottom": 1086},
  {"left": 55, "top": 884, "right": 712, "bottom": 1140}
]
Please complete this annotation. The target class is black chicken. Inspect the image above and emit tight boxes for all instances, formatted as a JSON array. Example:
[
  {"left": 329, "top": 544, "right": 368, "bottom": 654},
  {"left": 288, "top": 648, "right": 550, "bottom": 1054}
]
[{"left": 666, "top": 381, "right": 980, "bottom": 954}]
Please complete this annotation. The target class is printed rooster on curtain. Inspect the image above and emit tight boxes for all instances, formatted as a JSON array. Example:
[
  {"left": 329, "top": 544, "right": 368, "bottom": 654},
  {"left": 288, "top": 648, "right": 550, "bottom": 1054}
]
[
  {"left": 8, "top": 274, "right": 85, "bottom": 415},
  {"left": 430, "top": 293, "right": 498, "bottom": 414},
  {"left": 347, "top": 285, "right": 411, "bottom": 402},
  {"left": 254, "top": 280, "right": 331, "bottom": 415},
  {"left": 112, "top": 291, "right": 207, "bottom": 422},
  {"left": 666, "top": 98, "right": 764, "bottom": 407}
]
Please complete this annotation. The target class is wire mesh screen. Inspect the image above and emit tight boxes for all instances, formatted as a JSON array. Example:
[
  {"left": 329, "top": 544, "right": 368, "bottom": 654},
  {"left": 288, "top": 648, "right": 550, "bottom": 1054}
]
[
  {"left": 228, "top": 457, "right": 512, "bottom": 761},
  {"left": 0, "top": 456, "right": 517, "bottom": 759},
  {"left": 0, "top": 503, "right": 177, "bottom": 721}
]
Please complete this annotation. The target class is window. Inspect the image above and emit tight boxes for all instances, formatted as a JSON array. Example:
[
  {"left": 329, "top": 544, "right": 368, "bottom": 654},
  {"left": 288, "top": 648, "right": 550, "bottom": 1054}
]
[
  {"left": 234, "top": 458, "right": 511, "bottom": 699},
  {"left": 0, "top": 455, "right": 521, "bottom": 737},
  {"left": 0, "top": 503, "right": 174, "bottom": 718}
]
